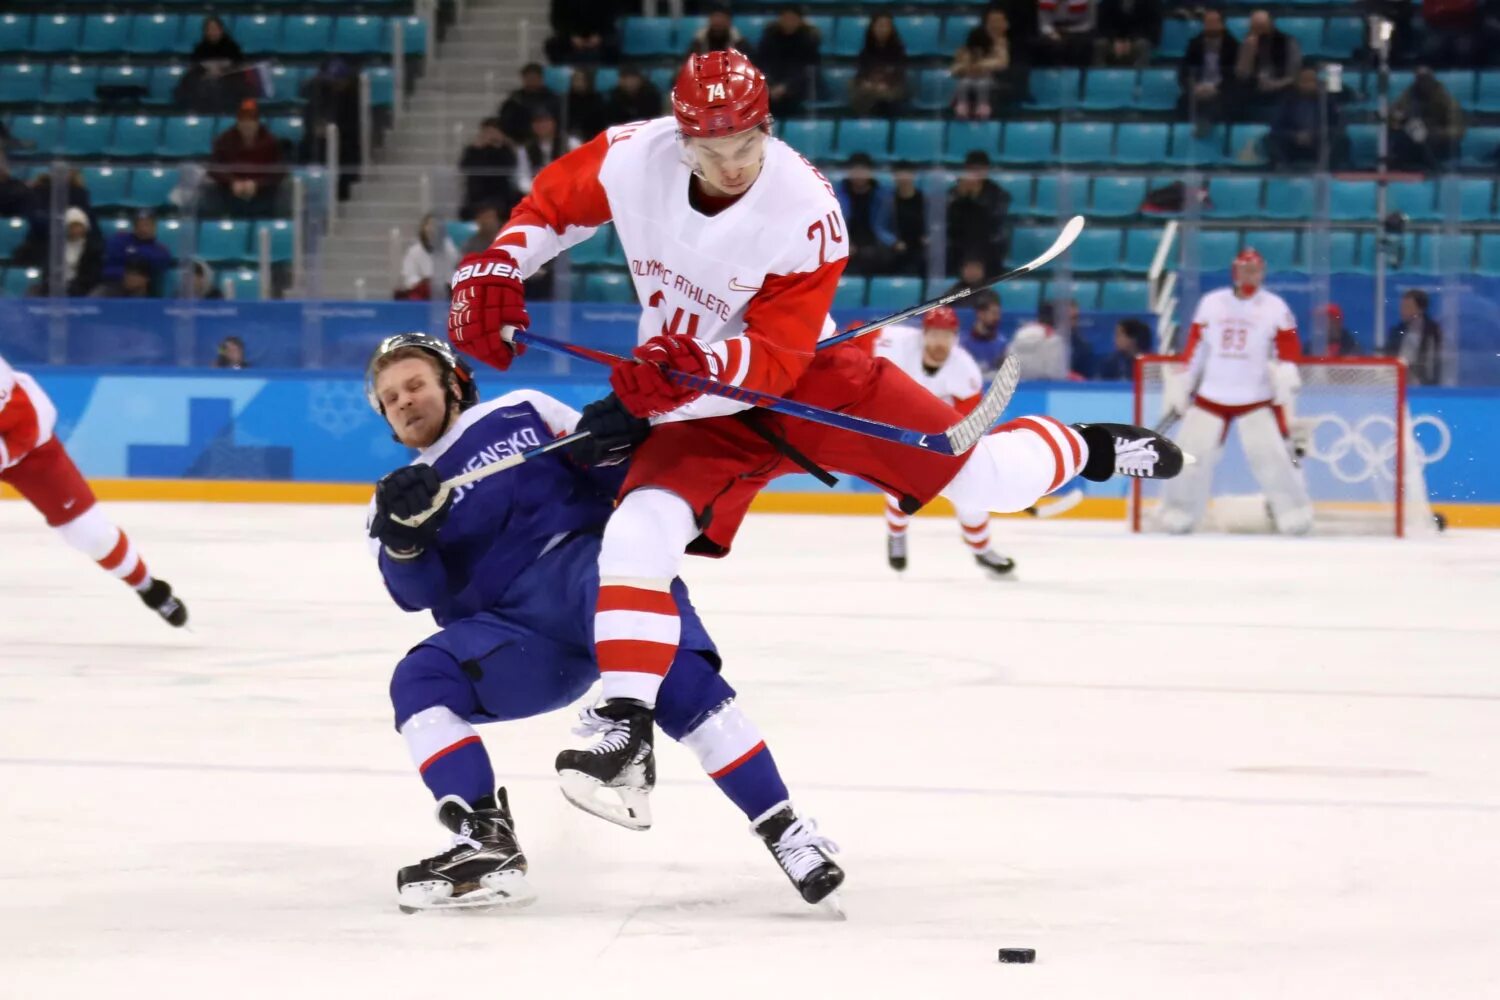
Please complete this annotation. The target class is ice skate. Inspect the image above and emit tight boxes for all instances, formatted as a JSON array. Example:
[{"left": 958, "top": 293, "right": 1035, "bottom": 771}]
[
  {"left": 139, "top": 578, "right": 188, "bottom": 628},
  {"left": 974, "top": 550, "right": 1016, "bottom": 579},
  {"left": 886, "top": 533, "right": 908, "bottom": 572},
  {"left": 555, "top": 699, "right": 656, "bottom": 831},
  {"left": 397, "top": 788, "right": 536, "bottom": 913},
  {"left": 753, "top": 803, "right": 845, "bottom": 916},
  {"left": 1073, "top": 422, "right": 1188, "bottom": 481}
]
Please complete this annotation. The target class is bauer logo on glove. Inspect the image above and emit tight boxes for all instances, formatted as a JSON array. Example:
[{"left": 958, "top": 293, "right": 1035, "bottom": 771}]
[{"left": 447, "top": 249, "right": 530, "bottom": 372}]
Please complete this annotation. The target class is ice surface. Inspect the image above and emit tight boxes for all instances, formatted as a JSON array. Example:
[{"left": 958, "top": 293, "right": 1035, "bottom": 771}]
[{"left": 3, "top": 503, "right": 1499, "bottom": 999}]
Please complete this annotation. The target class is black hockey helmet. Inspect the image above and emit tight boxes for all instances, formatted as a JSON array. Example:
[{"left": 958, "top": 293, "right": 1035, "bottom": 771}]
[{"left": 365, "top": 332, "right": 479, "bottom": 416}]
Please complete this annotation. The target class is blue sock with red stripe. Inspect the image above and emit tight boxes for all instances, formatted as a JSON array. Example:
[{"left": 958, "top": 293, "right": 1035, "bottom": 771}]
[
  {"left": 418, "top": 734, "right": 495, "bottom": 806},
  {"left": 710, "top": 744, "right": 790, "bottom": 821}
]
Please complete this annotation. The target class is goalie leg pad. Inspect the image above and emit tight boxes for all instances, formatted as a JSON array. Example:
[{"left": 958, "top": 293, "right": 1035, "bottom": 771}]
[
  {"left": 1237, "top": 406, "right": 1313, "bottom": 535},
  {"left": 1157, "top": 405, "right": 1226, "bottom": 534}
]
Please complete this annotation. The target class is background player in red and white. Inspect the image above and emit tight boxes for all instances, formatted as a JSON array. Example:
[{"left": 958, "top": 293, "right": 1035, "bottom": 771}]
[
  {"left": 1157, "top": 249, "right": 1312, "bottom": 535},
  {"left": 0, "top": 353, "right": 188, "bottom": 625},
  {"left": 445, "top": 49, "right": 1183, "bottom": 822},
  {"left": 871, "top": 307, "right": 1015, "bottom": 578}
]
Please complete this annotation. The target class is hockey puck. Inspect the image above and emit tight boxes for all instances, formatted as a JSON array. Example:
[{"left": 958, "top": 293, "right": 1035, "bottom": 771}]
[{"left": 998, "top": 948, "right": 1036, "bottom": 964}]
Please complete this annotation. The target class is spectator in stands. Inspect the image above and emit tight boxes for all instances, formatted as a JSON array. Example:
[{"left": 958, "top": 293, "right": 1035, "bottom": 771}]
[
  {"left": 1318, "top": 304, "right": 1359, "bottom": 357},
  {"left": 190, "top": 258, "right": 224, "bottom": 300},
  {"left": 889, "top": 163, "right": 927, "bottom": 277},
  {"left": 1058, "top": 297, "right": 1096, "bottom": 379},
  {"left": 1419, "top": 0, "right": 1492, "bottom": 68},
  {"left": 1269, "top": 67, "right": 1345, "bottom": 169},
  {"left": 850, "top": 14, "right": 909, "bottom": 117},
  {"left": 90, "top": 257, "right": 154, "bottom": 299},
  {"left": 16, "top": 206, "right": 102, "bottom": 297},
  {"left": 961, "top": 291, "right": 1008, "bottom": 377},
  {"left": 1008, "top": 302, "right": 1071, "bottom": 381},
  {"left": 1389, "top": 68, "right": 1465, "bottom": 170},
  {"left": 835, "top": 153, "right": 896, "bottom": 277},
  {"left": 605, "top": 67, "right": 663, "bottom": 126},
  {"left": 517, "top": 109, "right": 579, "bottom": 193},
  {"left": 1094, "top": 0, "right": 1162, "bottom": 67},
  {"left": 462, "top": 204, "right": 503, "bottom": 256},
  {"left": 25, "top": 168, "right": 92, "bottom": 227},
  {"left": 945, "top": 257, "right": 989, "bottom": 298},
  {"left": 215, "top": 336, "right": 248, "bottom": 369},
  {"left": 102, "top": 211, "right": 173, "bottom": 289},
  {"left": 1097, "top": 317, "right": 1151, "bottom": 380},
  {"left": 1037, "top": 0, "right": 1099, "bottom": 68},
  {"left": 179, "top": 16, "right": 247, "bottom": 114},
  {"left": 499, "top": 64, "right": 563, "bottom": 144},
  {"left": 946, "top": 151, "right": 1010, "bottom": 274},
  {"left": 205, "top": 100, "right": 285, "bottom": 217},
  {"left": 397, "top": 214, "right": 457, "bottom": 301},
  {"left": 302, "top": 59, "right": 362, "bottom": 200},
  {"left": 690, "top": 5, "right": 747, "bottom": 55},
  {"left": 757, "top": 6, "right": 822, "bottom": 119},
  {"left": 566, "top": 69, "right": 610, "bottom": 142},
  {"left": 458, "top": 118, "right": 519, "bottom": 222},
  {"left": 0, "top": 151, "right": 35, "bottom": 218},
  {"left": 1235, "top": 10, "right": 1301, "bottom": 116},
  {"left": 1386, "top": 289, "right": 1444, "bottom": 385},
  {"left": 545, "top": 0, "right": 619, "bottom": 66},
  {"left": 1179, "top": 9, "right": 1239, "bottom": 131},
  {"left": 951, "top": 9, "right": 1025, "bottom": 120}
]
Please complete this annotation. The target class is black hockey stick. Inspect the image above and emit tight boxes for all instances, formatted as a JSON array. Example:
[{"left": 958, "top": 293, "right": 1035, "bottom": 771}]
[{"left": 817, "top": 215, "right": 1086, "bottom": 350}]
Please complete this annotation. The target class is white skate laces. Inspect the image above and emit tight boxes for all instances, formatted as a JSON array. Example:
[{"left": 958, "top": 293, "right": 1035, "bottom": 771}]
[
  {"left": 573, "top": 706, "right": 645, "bottom": 761},
  {"left": 1114, "top": 436, "right": 1160, "bottom": 477},
  {"left": 769, "top": 816, "right": 840, "bottom": 883}
]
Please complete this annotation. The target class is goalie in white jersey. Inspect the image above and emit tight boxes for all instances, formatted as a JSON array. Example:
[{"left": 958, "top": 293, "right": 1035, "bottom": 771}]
[
  {"left": 1157, "top": 248, "right": 1314, "bottom": 534},
  {"left": 872, "top": 307, "right": 1016, "bottom": 578}
]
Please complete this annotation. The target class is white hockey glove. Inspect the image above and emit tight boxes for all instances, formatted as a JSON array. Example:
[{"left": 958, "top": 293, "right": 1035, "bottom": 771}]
[{"left": 1269, "top": 361, "right": 1301, "bottom": 407}]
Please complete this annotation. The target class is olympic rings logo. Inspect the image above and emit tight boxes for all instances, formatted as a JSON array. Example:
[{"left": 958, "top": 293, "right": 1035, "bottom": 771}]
[{"left": 1302, "top": 413, "right": 1451, "bottom": 484}]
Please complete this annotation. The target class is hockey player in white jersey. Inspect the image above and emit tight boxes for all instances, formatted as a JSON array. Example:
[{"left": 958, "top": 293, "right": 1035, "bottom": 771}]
[
  {"left": 872, "top": 306, "right": 1016, "bottom": 578},
  {"left": 1157, "top": 248, "right": 1313, "bottom": 534}
]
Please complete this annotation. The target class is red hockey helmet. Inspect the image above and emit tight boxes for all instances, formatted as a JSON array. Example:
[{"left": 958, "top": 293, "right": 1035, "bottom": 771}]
[
  {"left": 923, "top": 305, "right": 960, "bottom": 331},
  {"left": 1232, "top": 247, "right": 1265, "bottom": 295},
  {"left": 672, "top": 49, "right": 771, "bottom": 139}
]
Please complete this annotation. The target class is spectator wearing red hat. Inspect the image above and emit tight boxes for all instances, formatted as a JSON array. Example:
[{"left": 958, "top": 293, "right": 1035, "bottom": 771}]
[
  {"left": 1319, "top": 303, "right": 1359, "bottom": 357},
  {"left": 205, "top": 99, "right": 285, "bottom": 217}
]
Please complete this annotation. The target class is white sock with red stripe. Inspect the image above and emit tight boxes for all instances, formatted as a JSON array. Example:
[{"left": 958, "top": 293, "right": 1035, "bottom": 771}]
[
  {"left": 54, "top": 507, "right": 153, "bottom": 591},
  {"left": 953, "top": 504, "right": 992, "bottom": 553},
  {"left": 884, "top": 495, "right": 910, "bottom": 538},
  {"left": 941, "top": 415, "right": 1088, "bottom": 514},
  {"left": 594, "top": 488, "right": 699, "bottom": 708}
]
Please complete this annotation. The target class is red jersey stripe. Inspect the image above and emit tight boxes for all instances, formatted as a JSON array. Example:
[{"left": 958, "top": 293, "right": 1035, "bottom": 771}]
[{"left": 596, "top": 585, "right": 678, "bottom": 616}]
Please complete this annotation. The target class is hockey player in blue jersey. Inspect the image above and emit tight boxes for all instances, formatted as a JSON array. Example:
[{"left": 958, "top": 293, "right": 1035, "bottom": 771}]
[{"left": 364, "top": 334, "right": 842, "bottom": 914}]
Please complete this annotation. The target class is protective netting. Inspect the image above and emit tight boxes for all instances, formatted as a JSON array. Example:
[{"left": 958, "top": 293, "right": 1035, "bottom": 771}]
[{"left": 1132, "top": 357, "right": 1435, "bottom": 537}]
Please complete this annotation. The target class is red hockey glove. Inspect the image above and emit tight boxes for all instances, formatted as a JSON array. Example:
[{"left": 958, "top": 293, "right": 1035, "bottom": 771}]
[
  {"left": 448, "top": 249, "right": 529, "bottom": 371},
  {"left": 610, "top": 334, "right": 723, "bottom": 417}
]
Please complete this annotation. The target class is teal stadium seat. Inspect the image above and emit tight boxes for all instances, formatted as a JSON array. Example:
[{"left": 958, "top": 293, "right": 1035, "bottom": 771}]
[
  {"left": 99, "top": 64, "right": 150, "bottom": 98},
  {"left": 1115, "top": 124, "right": 1169, "bottom": 166},
  {"left": 0, "top": 15, "right": 31, "bottom": 52},
  {"left": 1328, "top": 180, "right": 1376, "bottom": 221},
  {"left": 1027, "top": 69, "right": 1080, "bottom": 110},
  {"left": 1226, "top": 17, "right": 1250, "bottom": 40},
  {"left": 1090, "top": 176, "right": 1146, "bottom": 217},
  {"left": 1276, "top": 18, "right": 1323, "bottom": 56},
  {"left": 1010, "top": 226, "right": 1056, "bottom": 264},
  {"left": 0, "top": 64, "right": 45, "bottom": 103},
  {"left": 125, "top": 167, "right": 180, "bottom": 209},
  {"left": 232, "top": 15, "right": 282, "bottom": 54},
  {"left": 998, "top": 279, "right": 1039, "bottom": 312},
  {"left": 1387, "top": 180, "right": 1439, "bottom": 222},
  {"left": 281, "top": 16, "right": 334, "bottom": 55},
  {"left": 1069, "top": 229, "right": 1121, "bottom": 272},
  {"left": 45, "top": 64, "right": 99, "bottom": 104},
  {"left": 198, "top": 219, "right": 251, "bottom": 262},
  {"left": 1228, "top": 124, "right": 1269, "bottom": 165},
  {"left": 81, "top": 166, "right": 129, "bottom": 206},
  {"left": 1459, "top": 179, "right": 1495, "bottom": 221},
  {"left": 147, "top": 65, "right": 186, "bottom": 104},
  {"left": 945, "top": 121, "right": 1001, "bottom": 162},
  {"left": 1064, "top": 280, "right": 1101, "bottom": 309},
  {"left": 866, "top": 276, "right": 923, "bottom": 310},
  {"left": 1033, "top": 174, "right": 1089, "bottom": 215},
  {"left": 80, "top": 13, "right": 130, "bottom": 53},
  {"left": 1194, "top": 230, "right": 1240, "bottom": 270},
  {"left": 940, "top": 15, "right": 980, "bottom": 50},
  {"left": 59, "top": 115, "right": 111, "bottom": 156},
  {"left": 1254, "top": 231, "right": 1301, "bottom": 271},
  {"left": 1158, "top": 19, "right": 1193, "bottom": 59},
  {"left": 1059, "top": 122, "right": 1113, "bottom": 164},
  {"left": 646, "top": 67, "right": 675, "bottom": 94},
  {"left": 992, "top": 172, "right": 1033, "bottom": 212},
  {"left": 1205, "top": 176, "right": 1261, "bottom": 218},
  {"left": 446, "top": 220, "right": 477, "bottom": 246},
  {"left": 7, "top": 115, "right": 60, "bottom": 154},
  {"left": 1476, "top": 72, "right": 1500, "bottom": 113},
  {"left": 270, "top": 115, "right": 305, "bottom": 146},
  {"left": 1346, "top": 124, "right": 1379, "bottom": 168},
  {"left": 805, "top": 16, "right": 834, "bottom": 44},
  {"left": 1169, "top": 123, "right": 1226, "bottom": 166},
  {"left": 222, "top": 268, "right": 263, "bottom": 300},
  {"left": 568, "top": 229, "right": 614, "bottom": 266},
  {"left": 892, "top": 120, "right": 944, "bottom": 163},
  {"left": 1262, "top": 177, "right": 1314, "bottom": 220},
  {"left": 1138, "top": 69, "right": 1179, "bottom": 111},
  {"left": 255, "top": 220, "right": 294, "bottom": 263},
  {"left": 584, "top": 272, "right": 634, "bottom": 303},
  {"left": 1435, "top": 70, "right": 1475, "bottom": 106},
  {"left": 1461, "top": 128, "right": 1500, "bottom": 169},
  {"left": 162, "top": 116, "right": 215, "bottom": 157},
  {"left": 3, "top": 268, "right": 42, "bottom": 296},
  {"left": 1478, "top": 234, "right": 1500, "bottom": 277},
  {"left": 781, "top": 119, "right": 833, "bottom": 160},
  {"left": 1081, "top": 69, "right": 1137, "bottom": 112},
  {"left": 395, "top": 16, "right": 428, "bottom": 55},
  {"left": 332, "top": 16, "right": 387, "bottom": 54},
  {"left": 1101, "top": 280, "right": 1149, "bottom": 312},
  {"left": 107, "top": 116, "right": 161, "bottom": 157},
  {"left": 1, "top": 218, "right": 31, "bottom": 259},
  {"left": 834, "top": 119, "right": 890, "bottom": 160},
  {"left": 1125, "top": 229, "right": 1164, "bottom": 271},
  {"left": 1320, "top": 17, "right": 1364, "bottom": 58},
  {"left": 893, "top": 16, "right": 943, "bottom": 57},
  {"left": 999, "top": 122, "right": 1055, "bottom": 164},
  {"left": 621, "top": 17, "right": 675, "bottom": 56},
  {"left": 831, "top": 16, "right": 865, "bottom": 57},
  {"left": 127, "top": 13, "right": 180, "bottom": 55},
  {"left": 1326, "top": 231, "right": 1372, "bottom": 273},
  {"left": 33, "top": 15, "right": 81, "bottom": 54},
  {"left": 366, "top": 66, "right": 394, "bottom": 107},
  {"left": 833, "top": 275, "right": 867, "bottom": 308},
  {"left": 913, "top": 68, "right": 955, "bottom": 111},
  {"left": 807, "top": 67, "right": 852, "bottom": 111}
]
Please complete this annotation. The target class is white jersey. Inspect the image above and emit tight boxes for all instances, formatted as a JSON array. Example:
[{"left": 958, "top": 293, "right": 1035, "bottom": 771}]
[
  {"left": 496, "top": 116, "right": 848, "bottom": 421},
  {"left": 0, "top": 352, "right": 58, "bottom": 469},
  {"left": 1184, "top": 286, "right": 1300, "bottom": 406},
  {"left": 872, "top": 325, "right": 983, "bottom": 408}
]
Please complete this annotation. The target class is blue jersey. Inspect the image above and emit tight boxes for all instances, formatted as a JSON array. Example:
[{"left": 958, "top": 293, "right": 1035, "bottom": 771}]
[{"left": 369, "top": 390, "right": 625, "bottom": 626}]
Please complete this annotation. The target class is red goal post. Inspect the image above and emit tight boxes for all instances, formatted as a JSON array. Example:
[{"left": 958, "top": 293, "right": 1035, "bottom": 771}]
[{"left": 1131, "top": 355, "right": 1411, "bottom": 537}]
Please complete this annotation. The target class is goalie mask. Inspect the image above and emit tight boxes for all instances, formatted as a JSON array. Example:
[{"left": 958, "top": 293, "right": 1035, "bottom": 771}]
[{"left": 1232, "top": 248, "right": 1265, "bottom": 298}]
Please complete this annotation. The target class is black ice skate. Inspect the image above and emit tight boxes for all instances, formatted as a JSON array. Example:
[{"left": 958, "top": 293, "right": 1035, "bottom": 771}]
[
  {"left": 1072, "top": 423, "right": 1189, "bottom": 482},
  {"left": 397, "top": 788, "right": 536, "bottom": 913},
  {"left": 974, "top": 550, "right": 1016, "bottom": 579},
  {"left": 555, "top": 699, "right": 656, "bottom": 831},
  {"left": 753, "top": 803, "right": 845, "bottom": 915},
  {"left": 886, "top": 533, "right": 908, "bottom": 572},
  {"left": 138, "top": 578, "right": 188, "bottom": 628}
]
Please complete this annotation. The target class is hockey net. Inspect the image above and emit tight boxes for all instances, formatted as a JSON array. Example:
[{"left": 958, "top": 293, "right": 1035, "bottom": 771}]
[{"left": 1131, "top": 356, "right": 1434, "bottom": 537}]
